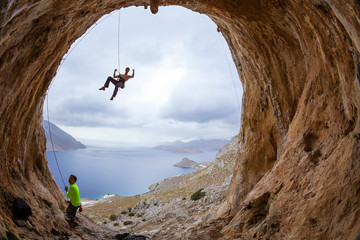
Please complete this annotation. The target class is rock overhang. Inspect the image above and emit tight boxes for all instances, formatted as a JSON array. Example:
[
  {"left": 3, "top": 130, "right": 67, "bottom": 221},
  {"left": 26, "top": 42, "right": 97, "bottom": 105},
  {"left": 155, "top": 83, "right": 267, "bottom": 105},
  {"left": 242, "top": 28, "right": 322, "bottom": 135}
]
[{"left": 1, "top": 0, "right": 360, "bottom": 239}]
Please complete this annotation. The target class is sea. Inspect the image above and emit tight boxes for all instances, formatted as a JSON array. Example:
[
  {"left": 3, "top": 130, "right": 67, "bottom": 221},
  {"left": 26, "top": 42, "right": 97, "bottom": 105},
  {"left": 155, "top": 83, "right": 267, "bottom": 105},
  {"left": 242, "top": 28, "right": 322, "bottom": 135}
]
[{"left": 46, "top": 147, "right": 218, "bottom": 200}]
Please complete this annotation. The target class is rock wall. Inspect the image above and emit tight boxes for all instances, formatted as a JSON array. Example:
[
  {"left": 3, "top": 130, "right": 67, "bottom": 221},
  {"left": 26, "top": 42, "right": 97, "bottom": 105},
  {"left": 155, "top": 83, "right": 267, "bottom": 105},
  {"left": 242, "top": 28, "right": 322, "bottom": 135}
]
[{"left": 1, "top": 0, "right": 360, "bottom": 239}]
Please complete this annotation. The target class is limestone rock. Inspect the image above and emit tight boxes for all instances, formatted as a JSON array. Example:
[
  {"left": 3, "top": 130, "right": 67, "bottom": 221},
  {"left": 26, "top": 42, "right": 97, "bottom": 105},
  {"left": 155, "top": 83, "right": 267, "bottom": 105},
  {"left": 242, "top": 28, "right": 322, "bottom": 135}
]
[{"left": 1, "top": 0, "right": 360, "bottom": 239}]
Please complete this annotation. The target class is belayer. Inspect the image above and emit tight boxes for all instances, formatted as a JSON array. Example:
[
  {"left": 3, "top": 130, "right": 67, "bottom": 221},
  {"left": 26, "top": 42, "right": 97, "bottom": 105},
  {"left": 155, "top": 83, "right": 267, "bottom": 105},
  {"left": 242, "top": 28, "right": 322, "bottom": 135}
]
[
  {"left": 64, "top": 174, "right": 82, "bottom": 228},
  {"left": 99, "top": 67, "right": 135, "bottom": 100}
]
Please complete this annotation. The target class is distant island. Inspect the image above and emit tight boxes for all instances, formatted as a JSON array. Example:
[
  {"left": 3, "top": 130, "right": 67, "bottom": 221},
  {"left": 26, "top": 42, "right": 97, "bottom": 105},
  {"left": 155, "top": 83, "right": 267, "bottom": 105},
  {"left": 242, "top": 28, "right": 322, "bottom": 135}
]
[
  {"left": 173, "top": 157, "right": 209, "bottom": 171},
  {"left": 174, "top": 157, "right": 198, "bottom": 168},
  {"left": 153, "top": 139, "right": 230, "bottom": 153},
  {"left": 43, "top": 120, "right": 86, "bottom": 151}
]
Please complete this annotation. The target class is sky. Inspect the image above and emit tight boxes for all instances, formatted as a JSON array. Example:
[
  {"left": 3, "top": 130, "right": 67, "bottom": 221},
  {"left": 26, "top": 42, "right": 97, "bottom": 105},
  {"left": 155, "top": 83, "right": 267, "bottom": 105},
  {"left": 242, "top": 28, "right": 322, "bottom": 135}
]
[{"left": 44, "top": 6, "right": 243, "bottom": 148}]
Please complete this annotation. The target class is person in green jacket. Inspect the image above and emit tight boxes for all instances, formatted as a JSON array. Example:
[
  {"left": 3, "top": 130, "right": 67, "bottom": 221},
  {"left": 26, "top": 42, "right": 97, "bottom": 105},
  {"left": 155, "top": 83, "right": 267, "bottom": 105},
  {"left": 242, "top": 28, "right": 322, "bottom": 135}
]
[{"left": 64, "top": 174, "right": 81, "bottom": 227}]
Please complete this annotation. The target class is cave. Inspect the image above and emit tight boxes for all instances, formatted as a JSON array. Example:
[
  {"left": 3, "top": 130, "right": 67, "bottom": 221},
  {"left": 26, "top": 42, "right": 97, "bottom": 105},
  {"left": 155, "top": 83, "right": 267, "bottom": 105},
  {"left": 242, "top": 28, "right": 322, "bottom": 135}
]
[{"left": 1, "top": 0, "right": 360, "bottom": 239}]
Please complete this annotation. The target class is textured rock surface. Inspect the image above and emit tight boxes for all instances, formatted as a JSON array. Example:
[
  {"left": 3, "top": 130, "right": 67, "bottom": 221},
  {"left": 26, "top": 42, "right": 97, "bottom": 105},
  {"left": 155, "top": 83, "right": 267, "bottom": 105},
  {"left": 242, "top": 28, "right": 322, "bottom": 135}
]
[{"left": 1, "top": 0, "right": 360, "bottom": 239}]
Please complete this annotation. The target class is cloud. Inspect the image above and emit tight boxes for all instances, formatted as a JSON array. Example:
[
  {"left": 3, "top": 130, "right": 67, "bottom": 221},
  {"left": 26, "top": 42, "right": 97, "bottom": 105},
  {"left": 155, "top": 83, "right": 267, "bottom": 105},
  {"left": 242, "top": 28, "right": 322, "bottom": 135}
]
[
  {"left": 161, "top": 103, "right": 238, "bottom": 123},
  {"left": 158, "top": 57, "right": 242, "bottom": 124},
  {"left": 159, "top": 73, "right": 240, "bottom": 124},
  {"left": 46, "top": 95, "right": 128, "bottom": 127},
  {"left": 44, "top": 6, "right": 243, "bottom": 146}
]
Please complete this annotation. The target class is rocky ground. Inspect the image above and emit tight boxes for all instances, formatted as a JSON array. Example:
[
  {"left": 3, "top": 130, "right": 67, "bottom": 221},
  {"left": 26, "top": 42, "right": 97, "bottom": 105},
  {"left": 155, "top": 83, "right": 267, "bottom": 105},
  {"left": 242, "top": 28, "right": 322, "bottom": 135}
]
[{"left": 82, "top": 135, "right": 238, "bottom": 239}]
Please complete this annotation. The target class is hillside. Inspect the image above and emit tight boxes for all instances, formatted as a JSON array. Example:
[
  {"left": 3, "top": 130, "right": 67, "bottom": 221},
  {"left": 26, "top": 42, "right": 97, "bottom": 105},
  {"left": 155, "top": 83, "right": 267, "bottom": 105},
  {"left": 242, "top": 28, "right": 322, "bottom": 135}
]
[
  {"left": 43, "top": 120, "right": 86, "bottom": 151},
  {"left": 83, "top": 135, "right": 239, "bottom": 239}
]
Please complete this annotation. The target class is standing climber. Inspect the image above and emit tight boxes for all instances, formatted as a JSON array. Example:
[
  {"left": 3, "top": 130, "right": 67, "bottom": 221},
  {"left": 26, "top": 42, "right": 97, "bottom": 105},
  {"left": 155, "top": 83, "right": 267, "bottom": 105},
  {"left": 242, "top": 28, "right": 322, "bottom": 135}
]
[
  {"left": 99, "top": 67, "right": 135, "bottom": 100},
  {"left": 64, "top": 174, "right": 81, "bottom": 227}
]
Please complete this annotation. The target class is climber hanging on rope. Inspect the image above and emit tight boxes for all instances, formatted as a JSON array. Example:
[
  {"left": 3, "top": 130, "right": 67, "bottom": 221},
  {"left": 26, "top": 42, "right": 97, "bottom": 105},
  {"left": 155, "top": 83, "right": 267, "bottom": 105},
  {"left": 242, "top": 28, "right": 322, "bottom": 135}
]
[{"left": 99, "top": 67, "right": 135, "bottom": 100}]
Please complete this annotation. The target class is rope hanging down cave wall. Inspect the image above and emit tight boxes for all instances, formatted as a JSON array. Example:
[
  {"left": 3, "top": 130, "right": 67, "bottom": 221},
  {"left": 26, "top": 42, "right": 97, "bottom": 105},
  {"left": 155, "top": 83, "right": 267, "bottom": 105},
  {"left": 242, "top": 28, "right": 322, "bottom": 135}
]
[
  {"left": 45, "top": 9, "right": 122, "bottom": 189},
  {"left": 217, "top": 33, "right": 242, "bottom": 121},
  {"left": 46, "top": 98, "right": 66, "bottom": 188}
]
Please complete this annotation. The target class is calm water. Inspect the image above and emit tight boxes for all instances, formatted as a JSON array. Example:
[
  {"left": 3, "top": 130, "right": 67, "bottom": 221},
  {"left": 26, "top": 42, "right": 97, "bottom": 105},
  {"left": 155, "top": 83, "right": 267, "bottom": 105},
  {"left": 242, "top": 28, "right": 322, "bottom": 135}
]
[{"left": 46, "top": 147, "right": 217, "bottom": 200}]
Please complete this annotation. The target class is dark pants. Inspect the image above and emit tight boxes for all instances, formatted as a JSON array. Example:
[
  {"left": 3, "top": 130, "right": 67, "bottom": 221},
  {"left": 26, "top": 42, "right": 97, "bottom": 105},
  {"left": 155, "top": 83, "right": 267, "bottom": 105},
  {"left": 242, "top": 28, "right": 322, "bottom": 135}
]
[
  {"left": 66, "top": 203, "right": 79, "bottom": 221},
  {"left": 104, "top": 76, "right": 125, "bottom": 98}
]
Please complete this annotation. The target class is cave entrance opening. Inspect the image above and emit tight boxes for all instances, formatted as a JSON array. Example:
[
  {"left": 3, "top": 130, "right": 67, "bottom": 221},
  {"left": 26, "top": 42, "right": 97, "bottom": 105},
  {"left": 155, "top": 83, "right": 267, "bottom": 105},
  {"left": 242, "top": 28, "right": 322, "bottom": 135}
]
[{"left": 44, "top": 6, "right": 243, "bottom": 200}]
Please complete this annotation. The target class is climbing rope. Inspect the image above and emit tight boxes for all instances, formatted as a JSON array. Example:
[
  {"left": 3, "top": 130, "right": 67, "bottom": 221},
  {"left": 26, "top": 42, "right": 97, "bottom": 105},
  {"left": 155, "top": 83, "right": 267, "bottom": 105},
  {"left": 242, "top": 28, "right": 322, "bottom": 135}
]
[
  {"left": 46, "top": 96, "right": 66, "bottom": 188},
  {"left": 117, "top": 9, "right": 122, "bottom": 71},
  {"left": 217, "top": 33, "right": 242, "bottom": 119},
  {"left": 45, "top": 9, "right": 120, "bottom": 189},
  {"left": 60, "top": 11, "right": 117, "bottom": 72}
]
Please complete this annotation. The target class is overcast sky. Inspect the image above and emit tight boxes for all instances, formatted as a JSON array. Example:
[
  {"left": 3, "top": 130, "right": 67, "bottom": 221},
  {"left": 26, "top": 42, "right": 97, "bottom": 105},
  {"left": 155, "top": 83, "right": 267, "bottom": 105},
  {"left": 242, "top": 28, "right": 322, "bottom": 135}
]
[{"left": 44, "top": 6, "right": 243, "bottom": 148}]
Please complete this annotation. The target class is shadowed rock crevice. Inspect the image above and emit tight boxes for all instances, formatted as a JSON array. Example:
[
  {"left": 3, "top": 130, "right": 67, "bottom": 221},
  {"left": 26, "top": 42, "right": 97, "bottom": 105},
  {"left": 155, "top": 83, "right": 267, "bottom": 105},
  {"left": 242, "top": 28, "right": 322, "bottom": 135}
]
[
  {"left": 303, "top": 132, "right": 318, "bottom": 152},
  {"left": 1, "top": 0, "right": 360, "bottom": 239},
  {"left": 243, "top": 192, "right": 271, "bottom": 228}
]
